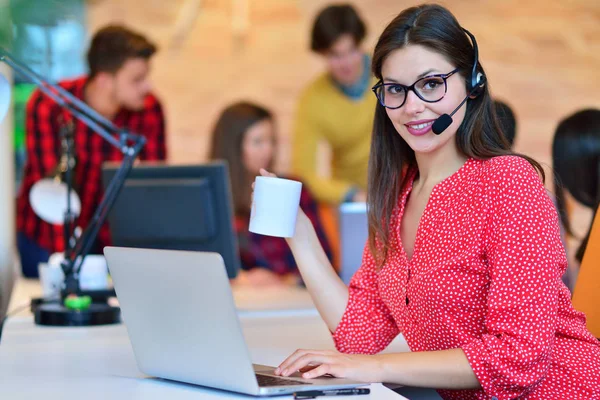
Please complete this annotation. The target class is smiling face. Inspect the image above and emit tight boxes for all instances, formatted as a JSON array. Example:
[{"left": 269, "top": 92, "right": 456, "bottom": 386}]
[{"left": 381, "top": 44, "right": 468, "bottom": 155}]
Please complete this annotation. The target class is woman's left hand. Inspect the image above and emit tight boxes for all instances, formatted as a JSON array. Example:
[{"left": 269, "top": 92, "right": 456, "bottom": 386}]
[{"left": 274, "top": 349, "right": 383, "bottom": 383}]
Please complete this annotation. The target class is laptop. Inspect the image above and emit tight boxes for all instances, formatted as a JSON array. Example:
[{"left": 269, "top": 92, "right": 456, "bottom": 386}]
[
  {"left": 339, "top": 202, "right": 369, "bottom": 285},
  {"left": 104, "top": 246, "right": 365, "bottom": 396}
]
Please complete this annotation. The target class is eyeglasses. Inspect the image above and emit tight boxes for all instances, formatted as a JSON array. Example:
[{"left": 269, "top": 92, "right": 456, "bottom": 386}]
[{"left": 372, "top": 68, "right": 459, "bottom": 109}]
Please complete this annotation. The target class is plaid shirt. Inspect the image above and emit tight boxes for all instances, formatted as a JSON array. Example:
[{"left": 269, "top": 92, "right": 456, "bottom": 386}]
[
  {"left": 16, "top": 76, "right": 167, "bottom": 254},
  {"left": 235, "top": 180, "right": 333, "bottom": 276}
]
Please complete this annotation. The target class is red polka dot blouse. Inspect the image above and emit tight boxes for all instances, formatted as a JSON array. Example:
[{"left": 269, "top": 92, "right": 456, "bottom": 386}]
[{"left": 332, "top": 156, "right": 600, "bottom": 399}]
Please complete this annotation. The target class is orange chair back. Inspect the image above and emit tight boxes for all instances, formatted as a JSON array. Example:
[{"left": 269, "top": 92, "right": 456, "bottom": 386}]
[
  {"left": 572, "top": 206, "right": 600, "bottom": 338},
  {"left": 318, "top": 204, "right": 340, "bottom": 272}
]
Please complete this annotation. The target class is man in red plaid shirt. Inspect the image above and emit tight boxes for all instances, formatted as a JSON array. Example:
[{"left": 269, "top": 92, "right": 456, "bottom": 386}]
[{"left": 16, "top": 25, "right": 167, "bottom": 277}]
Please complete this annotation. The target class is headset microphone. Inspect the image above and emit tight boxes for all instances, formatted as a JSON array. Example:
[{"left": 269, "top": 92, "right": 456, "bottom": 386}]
[{"left": 432, "top": 76, "right": 485, "bottom": 135}]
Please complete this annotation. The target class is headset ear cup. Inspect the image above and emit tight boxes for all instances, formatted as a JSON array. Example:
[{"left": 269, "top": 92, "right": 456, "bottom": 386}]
[{"left": 471, "top": 72, "right": 486, "bottom": 98}]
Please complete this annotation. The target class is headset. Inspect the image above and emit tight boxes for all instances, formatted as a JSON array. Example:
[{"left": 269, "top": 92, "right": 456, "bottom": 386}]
[{"left": 432, "top": 28, "right": 486, "bottom": 135}]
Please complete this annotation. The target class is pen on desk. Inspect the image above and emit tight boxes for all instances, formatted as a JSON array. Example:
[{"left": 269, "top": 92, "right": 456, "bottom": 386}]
[{"left": 294, "top": 388, "right": 370, "bottom": 399}]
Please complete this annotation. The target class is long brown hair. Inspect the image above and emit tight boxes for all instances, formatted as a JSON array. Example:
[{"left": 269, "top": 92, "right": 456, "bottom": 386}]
[
  {"left": 368, "top": 4, "right": 544, "bottom": 265},
  {"left": 209, "top": 102, "right": 273, "bottom": 216}
]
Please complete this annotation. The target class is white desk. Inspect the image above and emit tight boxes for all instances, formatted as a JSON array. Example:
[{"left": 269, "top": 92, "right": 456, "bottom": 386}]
[
  {"left": 6, "top": 278, "right": 324, "bottom": 316},
  {"left": 1, "top": 279, "right": 443, "bottom": 399}
]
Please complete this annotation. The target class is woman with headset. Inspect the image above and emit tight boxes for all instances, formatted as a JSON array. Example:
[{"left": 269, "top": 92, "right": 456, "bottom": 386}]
[{"left": 266, "top": 4, "right": 600, "bottom": 399}]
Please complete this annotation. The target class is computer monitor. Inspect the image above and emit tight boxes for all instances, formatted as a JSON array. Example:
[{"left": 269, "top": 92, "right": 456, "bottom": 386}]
[
  {"left": 339, "top": 202, "right": 368, "bottom": 285},
  {"left": 101, "top": 162, "right": 240, "bottom": 278}
]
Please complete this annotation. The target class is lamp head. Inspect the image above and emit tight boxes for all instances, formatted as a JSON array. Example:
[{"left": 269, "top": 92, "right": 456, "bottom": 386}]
[{"left": 30, "top": 179, "right": 81, "bottom": 225}]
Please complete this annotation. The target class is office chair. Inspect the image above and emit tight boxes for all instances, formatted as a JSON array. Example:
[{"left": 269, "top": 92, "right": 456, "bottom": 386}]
[{"left": 571, "top": 205, "right": 600, "bottom": 339}]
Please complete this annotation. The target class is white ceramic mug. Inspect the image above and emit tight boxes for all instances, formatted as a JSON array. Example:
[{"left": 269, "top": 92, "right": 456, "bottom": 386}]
[
  {"left": 38, "top": 262, "right": 64, "bottom": 299},
  {"left": 249, "top": 176, "right": 302, "bottom": 238},
  {"left": 78, "top": 255, "right": 109, "bottom": 291}
]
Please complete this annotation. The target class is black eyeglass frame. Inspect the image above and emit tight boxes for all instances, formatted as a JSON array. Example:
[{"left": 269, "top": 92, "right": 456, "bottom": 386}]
[{"left": 372, "top": 67, "right": 460, "bottom": 109}]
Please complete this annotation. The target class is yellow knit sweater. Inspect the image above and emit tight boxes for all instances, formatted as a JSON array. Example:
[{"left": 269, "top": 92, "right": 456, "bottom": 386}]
[{"left": 291, "top": 73, "right": 376, "bottom": 204}]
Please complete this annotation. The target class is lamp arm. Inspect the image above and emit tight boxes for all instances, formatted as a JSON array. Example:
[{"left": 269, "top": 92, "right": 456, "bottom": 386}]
[
  {"left": 62, "top": 138, "right": 146, "bottom": 294},
  {"left": 0, "top": 47, "right": 142, "bottom": 151},
  {"left": 0, "top": 47, "right": 148, "bottom": 296}
]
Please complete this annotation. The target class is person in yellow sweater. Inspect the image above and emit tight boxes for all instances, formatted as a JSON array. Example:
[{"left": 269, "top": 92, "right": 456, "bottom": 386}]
[{"left": 292, "top": 4, "right": 375, "bottom": 204}]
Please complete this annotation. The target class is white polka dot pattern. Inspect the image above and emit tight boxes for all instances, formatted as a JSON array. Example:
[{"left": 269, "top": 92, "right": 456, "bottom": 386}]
[{"left": 331, "top": 156, "right": 600, "bottom": 399}]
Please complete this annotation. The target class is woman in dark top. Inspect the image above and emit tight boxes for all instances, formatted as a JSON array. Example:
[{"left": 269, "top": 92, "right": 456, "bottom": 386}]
[
  {"left": 553, "top": 108, "right": 600, "bottom": 268},
  {"left": 209, "top": 101, "right": 332, "bottom": 286}
]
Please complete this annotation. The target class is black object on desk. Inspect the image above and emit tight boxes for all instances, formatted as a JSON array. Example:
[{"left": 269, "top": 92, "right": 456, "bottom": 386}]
[
  {"left": 102, "top": 162, "right": 241, "bottom": 279},
  {"left": 294, "top": 388, "right": 370, "bottom": 399}
]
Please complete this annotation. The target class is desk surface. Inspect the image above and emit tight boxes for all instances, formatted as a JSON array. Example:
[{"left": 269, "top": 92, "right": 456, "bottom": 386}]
[
  {"left": 1, "top": 278, "right": 411, "bottom": 399},
  {"left": 7, "top": 277, "right": 324, "bottom": 315}
]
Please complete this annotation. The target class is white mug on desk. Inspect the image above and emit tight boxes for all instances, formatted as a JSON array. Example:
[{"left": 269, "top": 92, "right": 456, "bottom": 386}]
[
  {"left": 38, "top": 262, "right": 64, "bottom": 299},
  {"left": 39, "top": 253, "right": 109, "bottom": 296},
  {"left": 249, "top": 176, "right": 302, "bottom": 238},
  {"left": 79, "top": 255, "right": 109, "bottom": 291}
]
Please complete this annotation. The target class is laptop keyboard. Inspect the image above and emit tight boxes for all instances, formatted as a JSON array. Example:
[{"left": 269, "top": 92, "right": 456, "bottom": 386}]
[{"left": 256, "top": 374, "right": 313, "bottom": 387}]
